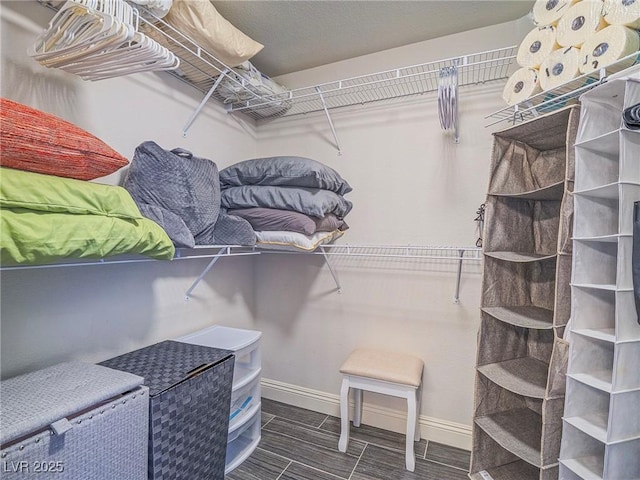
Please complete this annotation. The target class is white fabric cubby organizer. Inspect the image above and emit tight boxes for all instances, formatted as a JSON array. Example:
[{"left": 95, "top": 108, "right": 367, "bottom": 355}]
[
  {"left": 558, "top": 78, "right": 640, "bottom": 480},
  {"left": 177, "top": 326, "right": 262, "bottom": 475}
]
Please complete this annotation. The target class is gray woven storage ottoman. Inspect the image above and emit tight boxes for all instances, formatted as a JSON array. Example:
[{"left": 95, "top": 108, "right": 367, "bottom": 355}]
[
  {"left": 0, "top": 361, "right": 149, "bottom": 480},
  {"left": 100, "top": 340, "right": 234, "bottom": 480}
]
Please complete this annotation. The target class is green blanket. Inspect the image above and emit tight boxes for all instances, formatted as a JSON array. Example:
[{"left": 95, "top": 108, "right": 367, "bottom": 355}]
[{"left": 1, "top": 168, "right": 175, "bottom": 265}]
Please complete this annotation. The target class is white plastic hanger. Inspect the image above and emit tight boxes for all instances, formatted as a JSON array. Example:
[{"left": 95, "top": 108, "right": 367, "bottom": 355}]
[
  {"left": 64, "top": 32, "right": 178, "bottom": 80},
  {"left": 29, "top": 4, "right": 114, "bottom": 58},
  {"left": 29, "top": 0, "right": 178, "bottom": 80}
]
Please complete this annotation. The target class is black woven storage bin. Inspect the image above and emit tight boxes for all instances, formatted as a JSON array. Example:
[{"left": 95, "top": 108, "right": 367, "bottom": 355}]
[{"left": 100, "top": 340, "right": 234, "bottom": 480}]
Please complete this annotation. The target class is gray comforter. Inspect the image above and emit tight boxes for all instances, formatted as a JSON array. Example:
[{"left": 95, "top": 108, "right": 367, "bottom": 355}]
[{"left": 124, "top": 141, "right": 255, "bottom": 246}]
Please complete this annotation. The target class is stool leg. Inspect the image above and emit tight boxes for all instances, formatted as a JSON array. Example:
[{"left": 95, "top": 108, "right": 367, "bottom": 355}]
[
  {"left": 415, "top": 385, "right": 422, "bottom": 441},
  {"left": 353, "top": 388, "right": 362, "bottom": 427},
  {"left": 338, "top": 377, "right": 350, "bottom": 453},
  {"left": 405, "top": 388, "right": 417, "bottom": 472}
]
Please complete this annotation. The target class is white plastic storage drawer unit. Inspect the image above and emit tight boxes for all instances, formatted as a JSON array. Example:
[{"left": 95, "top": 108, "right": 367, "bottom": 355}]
[{"left": 178, "top": 325, "right": 262, "bottom": 474}]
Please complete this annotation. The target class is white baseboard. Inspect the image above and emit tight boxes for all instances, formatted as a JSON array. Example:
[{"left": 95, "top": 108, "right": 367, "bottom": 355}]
[{"left": 261, "top": 377, "right": 472, "bottom": 450}]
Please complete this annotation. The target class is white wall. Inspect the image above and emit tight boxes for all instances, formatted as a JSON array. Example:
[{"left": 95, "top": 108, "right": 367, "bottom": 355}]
[
  {"left": 0, "top": 1, "right": 258, "bottom": 378},
  {"left": 251, "top": 17, "right": 532, "bottom": 448}
]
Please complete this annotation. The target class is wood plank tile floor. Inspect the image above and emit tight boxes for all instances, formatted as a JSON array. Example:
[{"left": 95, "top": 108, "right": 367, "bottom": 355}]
[{"left": 226, "top": 399, "right": 471, "bottom": 480}]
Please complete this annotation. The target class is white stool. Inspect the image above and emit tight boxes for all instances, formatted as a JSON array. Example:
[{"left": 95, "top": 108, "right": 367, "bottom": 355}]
[{"left": 338, "top": 348, "right": 424, "bottom": 472}]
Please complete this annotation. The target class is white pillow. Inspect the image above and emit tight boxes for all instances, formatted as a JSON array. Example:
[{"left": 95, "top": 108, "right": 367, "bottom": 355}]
[
  {"left": 164, "top": 0, "right": 263, "bottom": 68},
  {"left": 256, "top": 230, "right": 345, "bottom": 252}
]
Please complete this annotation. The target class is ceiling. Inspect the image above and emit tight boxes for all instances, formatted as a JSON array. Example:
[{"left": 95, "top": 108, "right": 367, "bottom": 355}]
[{"left": 212, "top": 1, "right": 534, "bottom": 77}]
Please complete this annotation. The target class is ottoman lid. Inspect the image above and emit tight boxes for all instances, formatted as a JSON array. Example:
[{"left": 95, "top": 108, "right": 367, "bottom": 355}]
[
  {"left": 99, "top": 340, "right": 233, "bottom": 396},
  {"left": 0, "top": 361, "right": 144, "bottom": 446}
]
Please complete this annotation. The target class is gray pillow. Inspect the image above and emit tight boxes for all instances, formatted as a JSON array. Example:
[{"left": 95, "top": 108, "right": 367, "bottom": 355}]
[
  {"left": 221, "top": 185, "right": 353, "bottom": 219},
  {"left": 219, "top": 156, "right": 352, "bottom": 195},
  {"left": 229, "top": 208, "right": 348, "bottom": 235}
]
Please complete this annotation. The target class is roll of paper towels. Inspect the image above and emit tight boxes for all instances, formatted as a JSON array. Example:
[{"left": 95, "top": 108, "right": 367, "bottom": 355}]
[
  {"left": 533, "top": 0, "right": 580, "bottom": 26},
  {"left": 540, "top": 47, "right": 582, "bottom": 90},
  {"left": 517, "top": 26, "right": 560, "bottom": 68},
  {"left": 557, "top": 0, "right": 607, "bottom": 47},
  {"left": 579, "top": 24, "right": 640, "bottom": 73},
  {"left": 502, "top": 67, "right": 542, "bottom": 105},
  {"left": 604, "top": 0, "right": 640, "bottom": 28}
]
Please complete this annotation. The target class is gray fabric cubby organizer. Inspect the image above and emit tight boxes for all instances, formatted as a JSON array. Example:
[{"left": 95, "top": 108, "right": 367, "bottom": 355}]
[
  {"left": 559, "top": 79, "right": 640, "bottom": 480},
  {"left": 470, "top": 105, "right": 580, "bottom": 480}
]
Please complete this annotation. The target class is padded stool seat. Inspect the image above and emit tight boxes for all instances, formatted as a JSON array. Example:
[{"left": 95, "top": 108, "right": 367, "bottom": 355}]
[{"left": 338, "top": 348, "right": 424, "bottom": 471}]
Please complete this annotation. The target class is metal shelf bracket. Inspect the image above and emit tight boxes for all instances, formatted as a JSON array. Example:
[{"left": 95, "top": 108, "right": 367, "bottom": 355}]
[
  {"left": 454, "top": 249, "right": 465, "bottom": 304},
  {"left": 315, "top": 86, "right": 342, "bottom": 155},
  {"left": 320, "top": 246, "right": 342, "bottom": 293},
  {"left": 182, "top": 70, "right": 229, "bottom": 136},
  {"left": 184, "top": 247, "right": 229, "bottom": 300}
]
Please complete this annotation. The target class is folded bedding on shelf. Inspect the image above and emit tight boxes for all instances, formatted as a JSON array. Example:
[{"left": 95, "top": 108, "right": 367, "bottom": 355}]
[
  {"left": 0, "top": 168, "right": 175, "bottom": 265},
  {"left": 220, "top": 155, "right": 352, "bottom": 251},
  {"left": 218, "top": 61, "right": 291, "bottom": 117},
  {"left": 255, "top": 229, "right": 345, "bottom": 252},
  {"left": 229, "top": 208, "right": 348, "bottom": 236},
  {"left": 221, "top": 185, "right": 353, "bottom": 219},
  {"left": 129, "top": 0, "right": 172, "bottom": 18}
]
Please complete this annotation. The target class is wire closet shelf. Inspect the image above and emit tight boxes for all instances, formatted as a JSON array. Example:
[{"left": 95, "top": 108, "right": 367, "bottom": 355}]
[
  {"left": 37, "top": 1, "right": 516, "bottom": 125},
  {"left": 47, "top": 0, "right": 514, "bottom": 121},
  {"left": 1, "top": 245, "right": 482, "bottom": 302},
  {"left": 227, "top": 47, "right": 517, "bottom": 120},
  {"left": 316, "top": 244, "right": 482, "bottom": 260},
  {"left": 141, "top": 2, "right": 517, "bottom": 121},
  {"left": 276, "top": 245, "right": 483, "bottom": 303},
  {"left": 485, "top": 52, "right": 640, "bottom": 128}
]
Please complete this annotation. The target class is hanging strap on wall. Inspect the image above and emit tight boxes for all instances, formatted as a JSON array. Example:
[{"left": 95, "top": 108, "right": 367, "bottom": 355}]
[{"left": 475, "top": 203, "right": 485, "bottom": 248}]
